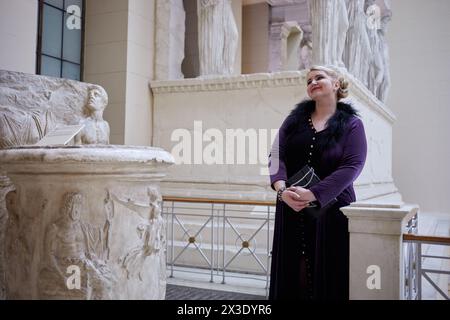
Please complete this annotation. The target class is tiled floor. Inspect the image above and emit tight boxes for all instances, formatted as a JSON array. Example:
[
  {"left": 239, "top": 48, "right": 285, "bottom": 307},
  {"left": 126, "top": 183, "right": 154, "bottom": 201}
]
[
  {"left": 165, "top": 284, "right": 266, "bottom": 300},
  {"left": 417, "top": 212, "right": 450, "bottom": 300}
]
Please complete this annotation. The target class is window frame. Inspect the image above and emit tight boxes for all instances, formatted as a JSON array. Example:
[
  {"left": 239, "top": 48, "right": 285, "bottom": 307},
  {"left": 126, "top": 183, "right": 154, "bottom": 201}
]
[{"left": 36, "top": 0, "right": 86, "bottom": 81}]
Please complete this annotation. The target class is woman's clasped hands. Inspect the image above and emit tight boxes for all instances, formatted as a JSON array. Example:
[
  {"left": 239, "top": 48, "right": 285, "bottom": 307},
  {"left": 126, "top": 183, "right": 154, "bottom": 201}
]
[{"left": 281, "top": 186, "right": 317, "bottom": 212}]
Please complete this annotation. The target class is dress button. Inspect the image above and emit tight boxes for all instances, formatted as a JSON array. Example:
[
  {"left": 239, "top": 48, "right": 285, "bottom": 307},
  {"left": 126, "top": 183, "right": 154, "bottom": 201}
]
[
  {"left": 309, "top": 152, "right": 312, "bottom": 156},
  {"left": 310, "top": 145, "right": 314, "bottom": 148},
  {"left": 312, "top": 137, "right": 316, "bottom": 140}
]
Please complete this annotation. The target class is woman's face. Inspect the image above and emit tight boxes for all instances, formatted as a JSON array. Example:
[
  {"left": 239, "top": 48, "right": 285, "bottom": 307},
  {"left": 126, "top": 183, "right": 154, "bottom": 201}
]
[{"left": 306, "top": 70, "right": 339, "bottom": 100}]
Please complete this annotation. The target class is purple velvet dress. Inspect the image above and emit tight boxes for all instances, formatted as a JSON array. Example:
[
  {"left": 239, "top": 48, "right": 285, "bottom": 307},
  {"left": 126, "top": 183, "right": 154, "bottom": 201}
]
[{"left": 268, "top": 102, "right": 367, "bottom": 300}]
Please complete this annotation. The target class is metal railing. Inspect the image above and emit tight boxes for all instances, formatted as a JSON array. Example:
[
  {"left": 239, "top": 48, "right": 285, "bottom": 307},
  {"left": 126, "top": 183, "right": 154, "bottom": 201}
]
[
  {"left": 403, "top": 214, "right": 450, "bottom": 300},
  {"left": 403, "top": 213, "right": 419, "bottom": 300},
  {"left": 161, "top": 196, "right": 276, "bottom": 295}
]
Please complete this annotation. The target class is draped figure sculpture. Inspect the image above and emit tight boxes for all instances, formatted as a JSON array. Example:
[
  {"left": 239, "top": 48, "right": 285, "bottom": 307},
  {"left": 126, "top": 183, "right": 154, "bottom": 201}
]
[
  {"left": 310, "top": 0, "right": 349, "bottom": 68},
  {"left": 344, "top": 0, "right": 372, "bottom": 87},
  {"left": 0, "top": 106, "right": 57, "bottom": 148},
  {"left": 377, "top": 9, "right": 392, "bottom": 102},
  {"left": 365, "top": 0, "right": 384, "bottom": 97},
  {"left": 197, "top": 0, "right": 238, "bottom": 76}
]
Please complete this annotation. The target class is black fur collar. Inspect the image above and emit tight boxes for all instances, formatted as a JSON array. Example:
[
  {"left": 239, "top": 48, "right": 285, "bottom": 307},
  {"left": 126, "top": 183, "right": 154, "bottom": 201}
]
[{"left": 284, "top": 99, "right": 360, "bottom": 151}]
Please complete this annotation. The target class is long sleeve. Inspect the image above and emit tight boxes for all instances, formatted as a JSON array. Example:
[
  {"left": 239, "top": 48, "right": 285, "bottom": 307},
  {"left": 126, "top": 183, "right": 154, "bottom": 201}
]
[
  {"left": 268, "top": 116, "right": 293, "bottom": 190},
  {"left": 309, "top": 118, "right": 367, "bottom": 207}
]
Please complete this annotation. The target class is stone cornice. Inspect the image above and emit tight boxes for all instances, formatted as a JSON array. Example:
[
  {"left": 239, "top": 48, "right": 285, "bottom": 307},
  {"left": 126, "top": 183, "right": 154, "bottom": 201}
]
[
  {"left": 150, "top": 70, "right": 396, "bottom": 123},
  {"left": 150, "top": 71, "right": 308, "bottom": 93}
]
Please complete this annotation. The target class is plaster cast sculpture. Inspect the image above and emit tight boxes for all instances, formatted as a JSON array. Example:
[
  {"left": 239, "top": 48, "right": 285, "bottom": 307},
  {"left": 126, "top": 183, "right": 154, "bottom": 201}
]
[
  {"left": 0, "top": 106, "right": 57, "bottom": 148},
  {"left": 0, "top": 70, "right": 110, "bottom": 147},
  {"left": 344, "top": 0, "right": 372, "bottom": 87},
  {"left": 38, "top": 192, "right": 115, "bottom": 300},
  {"left": 0, "top": 71, "right": 174, "bottom": 300},
  {"left": 299, "top": 38, "right": 313, "bottom": 70},
  {"left": 365, "top": 0, "right": 384, "bottom": 97},
  {"left": 310, "top": 0, "right": 349, "bottom": 67},
  {"left": 112, "top": 188, "right": 164, "bottom": 281},
  {"left": 1, "top": 145, "right": 174, "bottom": 300},
  {"left": 377, "top": 9, "right": 392, "bottom": 102},
  {"left": 0, "top": 177, "right": 14, "bottom": 300},
  {"left": 76, "top": 86, "right": 110, "bottom": 145},
  {"left": 197, "top": 0, "right": 238, "bottom": 76}
]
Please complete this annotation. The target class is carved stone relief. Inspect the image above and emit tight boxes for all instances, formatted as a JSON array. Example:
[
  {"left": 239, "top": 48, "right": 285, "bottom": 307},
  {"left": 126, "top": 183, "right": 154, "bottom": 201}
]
[
  {"left": 0, "top": 177, "right": 15, "bottom": 299},
  {"left": 0, "top": 70, "right": 110, "bottom": 148},
  {"left": 344, "top": 0, "right": 372, "bottom": 87},
  {"left": 112, "top": 188, "right": 165, "bottom": 282},
  {"left": 38, "top": 191, "right": 115, "bottom": 300}
]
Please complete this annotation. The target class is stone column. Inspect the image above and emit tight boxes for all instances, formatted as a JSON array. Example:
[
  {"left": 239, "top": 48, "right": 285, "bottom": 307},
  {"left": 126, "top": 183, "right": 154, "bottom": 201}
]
[
  {"left": 155, "top": 0, "right": 186, "bottom": 80},
  {"left": 0, "top": 145, "right": 174, "bottom": 300},
  {"left": 341, "top": 203, "right": 419, "bottom": 300}
]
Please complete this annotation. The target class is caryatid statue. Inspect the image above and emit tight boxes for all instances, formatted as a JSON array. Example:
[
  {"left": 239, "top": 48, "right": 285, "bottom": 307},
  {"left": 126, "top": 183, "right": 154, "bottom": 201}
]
[
  {"left": 197, "top": 0, "right": 239, "bottom": 76},
  {"left": 310, "top": 0, "right": 349, "bottom": 68}
]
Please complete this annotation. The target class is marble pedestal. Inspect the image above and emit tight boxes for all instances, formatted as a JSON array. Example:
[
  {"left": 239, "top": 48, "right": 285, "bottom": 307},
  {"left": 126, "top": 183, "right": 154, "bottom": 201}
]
[{"left": 0, "top": 145, "right": 174, "bottom": 299}]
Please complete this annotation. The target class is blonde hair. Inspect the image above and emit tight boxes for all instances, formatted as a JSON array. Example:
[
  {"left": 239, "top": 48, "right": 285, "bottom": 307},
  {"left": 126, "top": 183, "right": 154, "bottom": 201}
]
[{"left": 308, "top": 65, "right": 349, "bottom": 100}]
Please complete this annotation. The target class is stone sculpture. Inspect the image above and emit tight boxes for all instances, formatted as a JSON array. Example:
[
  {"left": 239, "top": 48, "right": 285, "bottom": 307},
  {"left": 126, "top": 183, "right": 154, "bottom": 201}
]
[
  {"left": 299, "top": 38, "right": 313, "bottom": 70},
  {"left": 112, "top": 188, "right": 165, "bottom": 281},
  {"left": 0, "top": 177, "right": 14, "bottom": 299},
  {"left": 344, "top": 0, "right": 372, "bottom": 87},
  {"left": 197, "top": 0, "right": 238, "bottom": 76},
  {"left": 0, "top": 70, "right": 110, "bottom": 147},
  {"left": 38, "top": 192, "right": 115, "bottom": 299},
  {"left": 365, "top": 0, "right": 384, "bottom": 97},
  {"left": 76, "top": 86, "right": 110, "bottom": 145},
  {"left": 377, "top": 9, "right": 392, "bottom": 102},
  {"left": 311, "top": 0, "right": 349, "bottom": 67}
]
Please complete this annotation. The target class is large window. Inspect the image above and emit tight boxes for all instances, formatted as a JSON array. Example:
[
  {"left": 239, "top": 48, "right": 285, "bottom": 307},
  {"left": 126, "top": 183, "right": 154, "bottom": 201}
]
[{"left": 37, "top": 0, "right": 85, "bottom": 81}]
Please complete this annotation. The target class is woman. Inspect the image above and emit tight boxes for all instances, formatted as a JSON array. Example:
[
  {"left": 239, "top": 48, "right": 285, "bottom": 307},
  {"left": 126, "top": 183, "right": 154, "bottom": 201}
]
[{"left": 268, "top": 65, "right": 367, "bottom": 300}]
